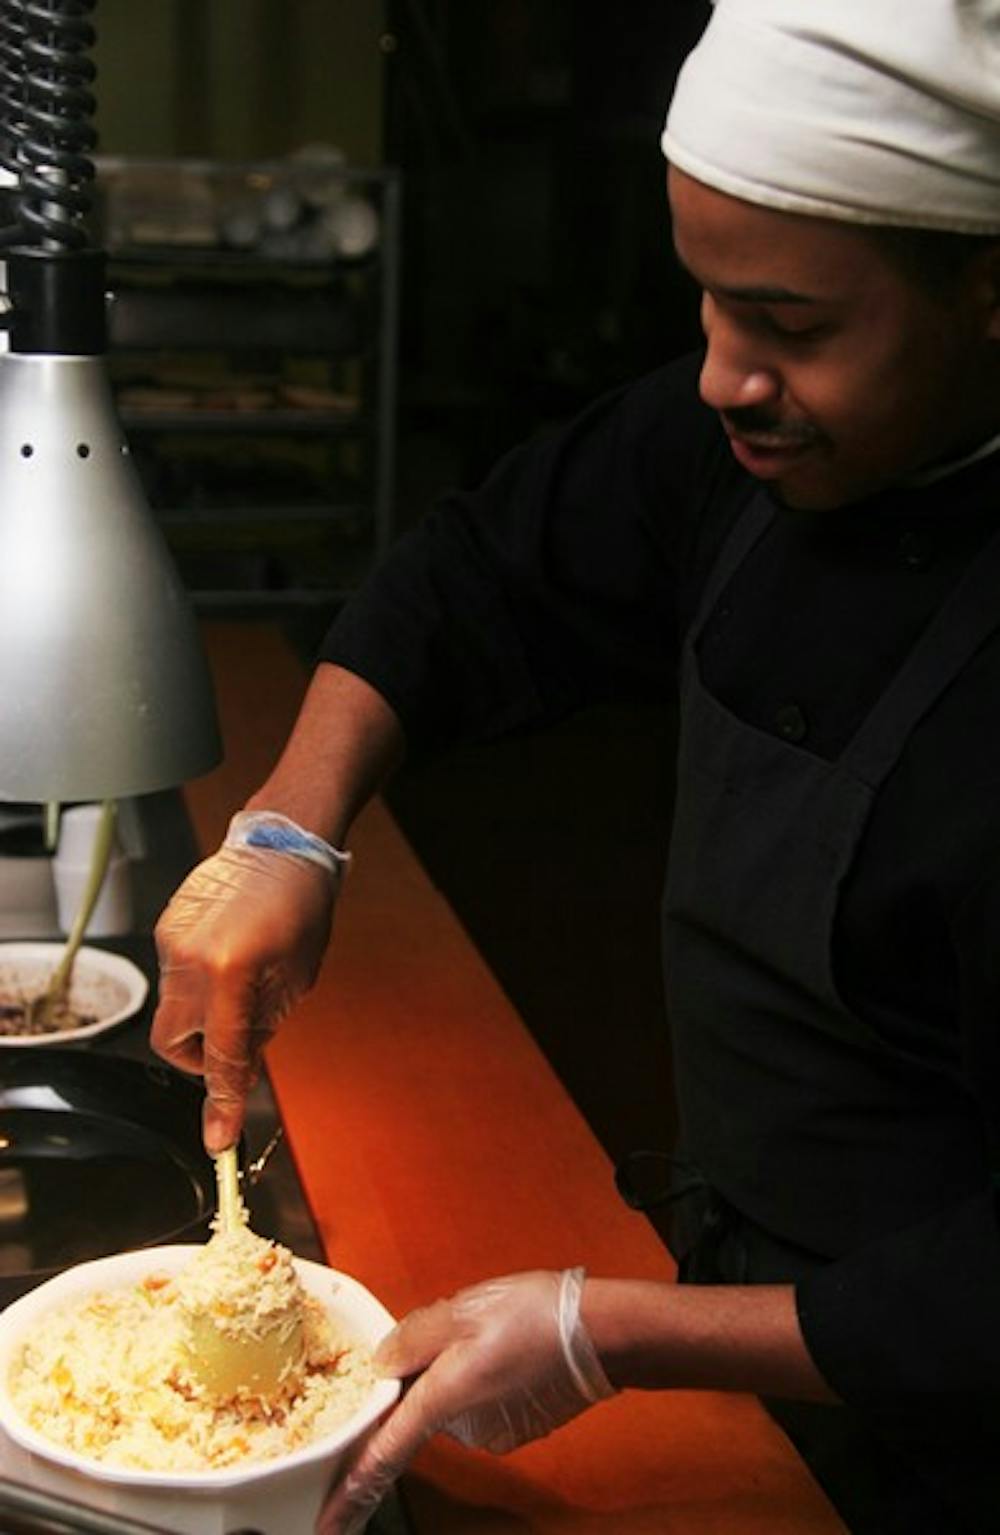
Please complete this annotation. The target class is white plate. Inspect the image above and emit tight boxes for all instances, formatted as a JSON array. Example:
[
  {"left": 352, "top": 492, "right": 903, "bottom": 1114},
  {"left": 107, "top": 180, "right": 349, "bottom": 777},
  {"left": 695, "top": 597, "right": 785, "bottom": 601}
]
[{"left": 0, "top": 942, "right": 148, "bottom": 1046}]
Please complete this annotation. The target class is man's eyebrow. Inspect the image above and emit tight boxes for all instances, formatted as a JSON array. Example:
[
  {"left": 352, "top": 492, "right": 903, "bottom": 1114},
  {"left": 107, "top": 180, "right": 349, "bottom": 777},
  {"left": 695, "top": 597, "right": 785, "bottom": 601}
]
[{"left": 673, "top": 249, "right": 822, "bottom": 305}]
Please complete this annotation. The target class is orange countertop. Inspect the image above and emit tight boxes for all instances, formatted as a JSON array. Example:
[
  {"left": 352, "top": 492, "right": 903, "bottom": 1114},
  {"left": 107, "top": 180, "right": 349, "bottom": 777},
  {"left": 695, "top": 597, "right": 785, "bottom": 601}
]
[{"left": 183, "top": 621, "right": 847, "bottom": 1535}]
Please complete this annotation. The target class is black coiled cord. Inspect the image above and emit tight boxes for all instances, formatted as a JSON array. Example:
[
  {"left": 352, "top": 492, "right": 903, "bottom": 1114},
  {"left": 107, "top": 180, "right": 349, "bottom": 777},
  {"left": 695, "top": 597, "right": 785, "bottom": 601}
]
[{"left": 0, "top": 0, "right": 96, "bottom": 249}]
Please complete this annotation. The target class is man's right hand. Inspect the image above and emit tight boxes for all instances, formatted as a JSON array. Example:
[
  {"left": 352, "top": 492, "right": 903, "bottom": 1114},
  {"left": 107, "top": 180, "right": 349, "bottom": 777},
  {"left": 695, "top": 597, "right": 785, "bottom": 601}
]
[{"left": 150, "top": 839, "right": 337, "bottom": 1152}]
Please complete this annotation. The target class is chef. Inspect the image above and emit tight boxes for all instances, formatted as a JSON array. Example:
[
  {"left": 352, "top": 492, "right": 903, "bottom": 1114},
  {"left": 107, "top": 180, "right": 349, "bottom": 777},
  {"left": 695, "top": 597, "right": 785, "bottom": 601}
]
[{"left": 152, "top": 2, "right": 1000, "bottom": 1531}]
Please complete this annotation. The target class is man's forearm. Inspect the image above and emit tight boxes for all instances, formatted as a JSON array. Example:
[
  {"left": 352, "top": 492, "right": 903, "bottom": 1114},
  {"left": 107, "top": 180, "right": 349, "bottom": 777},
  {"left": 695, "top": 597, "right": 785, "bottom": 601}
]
[
  {"left": 582, "top": 1279, "right": 840, "bottom": 1403},
  {"left": 244, "top": 662, "right": 407, "bottom": 845}
]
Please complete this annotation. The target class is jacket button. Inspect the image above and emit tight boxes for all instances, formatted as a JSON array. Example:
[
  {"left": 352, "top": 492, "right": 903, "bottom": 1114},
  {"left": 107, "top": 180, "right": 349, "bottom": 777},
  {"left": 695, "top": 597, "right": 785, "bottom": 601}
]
[
  {"left": 775, "top": 703, "right": 808, "bottom": 742},
  {"left": 897, "top": 530, "right": 932, "bottom": 570}
]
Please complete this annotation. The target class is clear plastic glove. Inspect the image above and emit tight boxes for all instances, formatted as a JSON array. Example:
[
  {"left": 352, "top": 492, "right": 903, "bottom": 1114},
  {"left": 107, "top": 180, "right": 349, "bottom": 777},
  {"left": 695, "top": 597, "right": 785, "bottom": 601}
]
[
  {"left": 151, "top": 811, "right": 349, "bottom": 1152},
  {"left": 317, "top": 1267, "right": 615, "bottom": 1535}
]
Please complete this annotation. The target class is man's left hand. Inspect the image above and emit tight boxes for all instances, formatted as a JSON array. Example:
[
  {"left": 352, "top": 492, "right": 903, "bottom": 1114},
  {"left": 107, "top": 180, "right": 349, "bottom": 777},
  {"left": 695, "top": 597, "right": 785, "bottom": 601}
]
[{"left": 317, "top": 1267, "right": 615, "bottom": 1535}]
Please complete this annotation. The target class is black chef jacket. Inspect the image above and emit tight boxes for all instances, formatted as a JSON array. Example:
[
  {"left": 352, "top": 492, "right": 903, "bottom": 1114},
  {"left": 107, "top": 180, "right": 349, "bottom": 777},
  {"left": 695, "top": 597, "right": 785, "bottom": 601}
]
[{"left": 321, "top": 351, "right": 1000, "bottom": 1422}]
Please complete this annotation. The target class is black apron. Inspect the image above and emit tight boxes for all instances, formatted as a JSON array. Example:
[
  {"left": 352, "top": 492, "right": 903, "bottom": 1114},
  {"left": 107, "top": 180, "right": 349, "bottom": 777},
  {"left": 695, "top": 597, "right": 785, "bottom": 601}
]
[{"left": 657, "top": 489, "right": 1000, "bottom": 1532}]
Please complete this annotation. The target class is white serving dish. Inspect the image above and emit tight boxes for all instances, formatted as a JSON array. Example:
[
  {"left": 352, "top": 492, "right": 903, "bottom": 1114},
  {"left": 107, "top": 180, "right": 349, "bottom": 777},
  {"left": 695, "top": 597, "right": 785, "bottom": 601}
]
[
  {"left": 0, "top": 941, "right": 148, "bottom": 1045},
  {"left": 0, "top": 1244, "right": 400, "bottom": 1535}
]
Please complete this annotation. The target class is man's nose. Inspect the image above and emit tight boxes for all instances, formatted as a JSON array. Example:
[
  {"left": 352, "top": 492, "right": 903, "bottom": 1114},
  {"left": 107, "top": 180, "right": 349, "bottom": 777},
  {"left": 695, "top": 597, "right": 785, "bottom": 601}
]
[{"left": 698, "top": 299, "right": 781, "bottom": 415}]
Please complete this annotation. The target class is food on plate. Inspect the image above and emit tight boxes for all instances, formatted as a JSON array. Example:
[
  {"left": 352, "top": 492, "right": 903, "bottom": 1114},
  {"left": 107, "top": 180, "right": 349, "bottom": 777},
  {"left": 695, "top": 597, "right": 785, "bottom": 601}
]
[
  {"left": 7, "top": 1236, "right": 376, "bottom": 1472},
  {"left": 0, "top": 947, "right": 146, "bottom": 1043},
  {"left": 0, "top": 996, "right": 94, "bottom": 1037}
]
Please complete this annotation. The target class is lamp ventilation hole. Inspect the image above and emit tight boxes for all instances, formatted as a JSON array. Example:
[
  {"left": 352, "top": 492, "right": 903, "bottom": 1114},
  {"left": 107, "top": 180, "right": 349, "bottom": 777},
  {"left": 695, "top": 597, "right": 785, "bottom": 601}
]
[
  {"left": 19, "top": 444, "right": 32, "bottom": 458},
  {"left": 76, "top": 444, "right": 90, "bottom": 458}
]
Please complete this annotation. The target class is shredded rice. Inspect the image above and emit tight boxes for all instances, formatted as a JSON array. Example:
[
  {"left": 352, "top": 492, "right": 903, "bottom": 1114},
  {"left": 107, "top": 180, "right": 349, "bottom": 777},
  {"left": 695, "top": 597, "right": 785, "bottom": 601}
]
[{"left": 7, "top": 1243, "right": 377, "bottom": 1473}]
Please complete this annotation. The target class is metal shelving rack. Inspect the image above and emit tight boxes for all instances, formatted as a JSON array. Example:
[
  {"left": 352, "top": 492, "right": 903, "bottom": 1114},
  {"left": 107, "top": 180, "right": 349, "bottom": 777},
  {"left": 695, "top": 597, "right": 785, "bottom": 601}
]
[{"left": 99, "top": 159, "right": 401, "bottom": 614}]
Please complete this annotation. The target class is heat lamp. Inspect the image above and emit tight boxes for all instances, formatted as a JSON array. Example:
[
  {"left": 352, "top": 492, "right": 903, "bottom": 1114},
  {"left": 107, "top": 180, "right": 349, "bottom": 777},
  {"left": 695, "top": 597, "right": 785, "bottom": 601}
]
[{"left": 0, "top": 0, "right": 220, "bottom": 802}]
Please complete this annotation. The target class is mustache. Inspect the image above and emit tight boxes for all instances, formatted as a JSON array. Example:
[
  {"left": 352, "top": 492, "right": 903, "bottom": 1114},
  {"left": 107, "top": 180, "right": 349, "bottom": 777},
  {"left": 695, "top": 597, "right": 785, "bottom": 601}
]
[{"left": 721, "top": 408, "right": 821, "bottom": 447}]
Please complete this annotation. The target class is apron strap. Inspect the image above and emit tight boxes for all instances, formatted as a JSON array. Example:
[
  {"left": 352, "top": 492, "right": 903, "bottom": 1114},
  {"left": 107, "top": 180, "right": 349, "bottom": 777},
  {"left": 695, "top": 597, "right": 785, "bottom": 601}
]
[
  {"left": 688, "top": 489, "right": 774, "bottom": 639},
  {"left": 845, "top": 520, "right": 1000, "bottom": 789}
]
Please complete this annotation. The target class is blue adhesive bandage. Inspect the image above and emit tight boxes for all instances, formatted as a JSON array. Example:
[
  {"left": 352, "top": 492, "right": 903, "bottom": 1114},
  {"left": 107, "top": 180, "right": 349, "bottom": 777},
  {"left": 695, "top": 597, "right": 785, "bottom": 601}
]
[{"left": 225, "top": 810, "right": 351, "bottom": 878}]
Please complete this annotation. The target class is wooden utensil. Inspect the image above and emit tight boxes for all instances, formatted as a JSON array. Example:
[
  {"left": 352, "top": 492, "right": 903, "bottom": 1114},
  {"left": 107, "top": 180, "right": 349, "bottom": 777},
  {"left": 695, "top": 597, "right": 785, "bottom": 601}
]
[
  {"left": 26, "top": 800, "right": 116, "bottom": 1032},
  {"left": 185, "top": 1145, "right": 306, "bottom": 1400}
]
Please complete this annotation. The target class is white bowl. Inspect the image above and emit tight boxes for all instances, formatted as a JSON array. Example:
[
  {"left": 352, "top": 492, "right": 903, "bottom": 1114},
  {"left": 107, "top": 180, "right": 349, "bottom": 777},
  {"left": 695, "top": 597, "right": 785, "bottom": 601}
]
[
  {"left": 0, "top": 1245, "right": 400, "bottom": 1534},
  {"left": 0, "top": 942, "right": 148, "bottom": 1046}
]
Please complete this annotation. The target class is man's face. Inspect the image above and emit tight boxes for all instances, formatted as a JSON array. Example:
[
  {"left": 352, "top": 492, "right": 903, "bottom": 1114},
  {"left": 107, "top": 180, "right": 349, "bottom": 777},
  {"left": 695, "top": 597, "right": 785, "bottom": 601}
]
[{"left": 668, "top": 168, "right": 1000, "bottom": 510}]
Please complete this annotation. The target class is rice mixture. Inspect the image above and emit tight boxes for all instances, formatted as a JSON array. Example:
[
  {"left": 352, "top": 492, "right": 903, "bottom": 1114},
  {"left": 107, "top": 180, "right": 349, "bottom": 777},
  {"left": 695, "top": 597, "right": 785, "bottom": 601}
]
[{"left": 7, "top": 1234, "right": 377, "bottom": 1472}]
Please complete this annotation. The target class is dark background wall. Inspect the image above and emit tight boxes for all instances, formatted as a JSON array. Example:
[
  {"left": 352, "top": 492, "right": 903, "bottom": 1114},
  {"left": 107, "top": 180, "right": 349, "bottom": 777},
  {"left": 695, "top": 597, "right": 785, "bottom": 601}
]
[
  {"left": 94, "top": 1, "right": 385, "bottom": 164},
  {"left": 377, "top": 2, "right": 708, "bottom": 1177},
  {"left": 383, "top": 0, "right": 707, "bottom": 488}
]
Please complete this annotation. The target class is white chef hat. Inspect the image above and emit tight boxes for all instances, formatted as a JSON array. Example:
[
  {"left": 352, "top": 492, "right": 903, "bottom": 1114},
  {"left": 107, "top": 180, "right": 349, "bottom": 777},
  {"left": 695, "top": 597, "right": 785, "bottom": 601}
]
[{"left": 662, "top": 0, "right": 1000, "bottom": 234}]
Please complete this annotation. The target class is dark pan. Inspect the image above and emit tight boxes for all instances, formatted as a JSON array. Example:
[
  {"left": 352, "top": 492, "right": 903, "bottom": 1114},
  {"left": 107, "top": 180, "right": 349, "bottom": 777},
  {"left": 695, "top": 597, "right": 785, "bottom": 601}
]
[{"left": 0, "top": 1049, "right": 216, "bottom": 1305}]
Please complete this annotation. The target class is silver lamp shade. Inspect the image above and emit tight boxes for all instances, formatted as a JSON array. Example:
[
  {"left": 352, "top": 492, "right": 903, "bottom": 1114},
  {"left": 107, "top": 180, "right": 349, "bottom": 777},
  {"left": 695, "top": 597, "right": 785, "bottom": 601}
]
[{"left": 0, "top": 351, "right": 221, "bottom": 800}]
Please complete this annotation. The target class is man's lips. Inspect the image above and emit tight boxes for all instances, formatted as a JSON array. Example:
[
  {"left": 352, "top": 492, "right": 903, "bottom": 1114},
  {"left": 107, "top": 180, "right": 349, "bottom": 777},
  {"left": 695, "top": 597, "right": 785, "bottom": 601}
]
[{"left": 724, "top": 424, "right": 820, "bottom": 475}]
